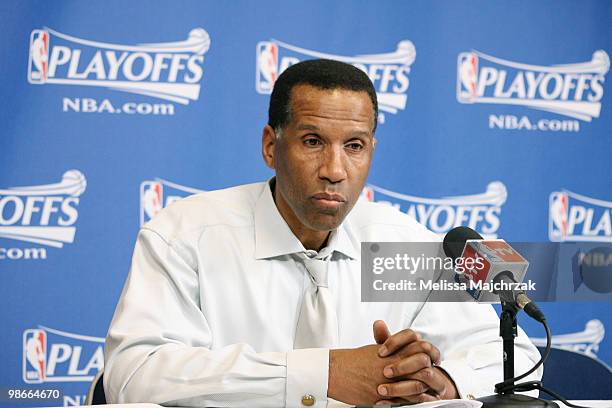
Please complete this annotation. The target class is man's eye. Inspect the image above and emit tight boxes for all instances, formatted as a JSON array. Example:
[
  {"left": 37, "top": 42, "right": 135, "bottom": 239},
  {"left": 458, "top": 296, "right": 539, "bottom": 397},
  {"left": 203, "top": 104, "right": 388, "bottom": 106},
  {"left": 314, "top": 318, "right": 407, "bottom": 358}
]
[
  {"left": 304, "top": 138, "right": 322, "bottom": 146},
  {"left": 346, "top": 142, "right": 364, "bottom": 151}
]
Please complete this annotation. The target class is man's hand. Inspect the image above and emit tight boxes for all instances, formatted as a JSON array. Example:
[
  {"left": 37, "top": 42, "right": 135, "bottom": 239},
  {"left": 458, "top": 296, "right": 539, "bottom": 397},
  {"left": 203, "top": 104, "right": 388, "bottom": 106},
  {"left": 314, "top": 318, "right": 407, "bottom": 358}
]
[
  {"left": 328, "top": 344, "right": 393, "bottom": 405},
  {"left": 327, "top": 322, "right": 459, "bottom": 405},
  {"left": 374, "top": 320, "right": 459, "bottom": 404},
  {"left": 326, "top": 321, "right": 397, "bottom": 404}
]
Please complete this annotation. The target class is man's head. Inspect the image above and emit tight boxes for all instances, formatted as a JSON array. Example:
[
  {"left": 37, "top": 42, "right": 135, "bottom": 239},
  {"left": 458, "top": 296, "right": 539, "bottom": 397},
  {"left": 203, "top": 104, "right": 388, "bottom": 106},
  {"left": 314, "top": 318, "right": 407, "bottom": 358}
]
[
  {"left": 262, "top": 59, "right": 378, "bottom": 247},
  {"left": 268, "top": 59, "right": 378, "bottom": 134}
]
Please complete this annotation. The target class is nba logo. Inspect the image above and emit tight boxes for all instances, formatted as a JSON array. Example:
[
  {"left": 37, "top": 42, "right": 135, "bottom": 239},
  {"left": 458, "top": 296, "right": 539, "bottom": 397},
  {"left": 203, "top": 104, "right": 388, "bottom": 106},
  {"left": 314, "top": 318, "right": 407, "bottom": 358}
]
[
  {"left": 549, "top": 192, "right": 569, "bottom": 241},
  {"left": 457, "top": 52, "right": 478, "bottom": 102},
  {"left": 28, "top": 29, "right": 49, "bottom": 84},
  {"left": 23, "top": 329, "right": 46, "bottom": 383},
  {"left": 256, "top": 42, "right": 279, "bottom": 93},
  {"left": 140, "top": 181, "right": 164, "bottom": 225}
]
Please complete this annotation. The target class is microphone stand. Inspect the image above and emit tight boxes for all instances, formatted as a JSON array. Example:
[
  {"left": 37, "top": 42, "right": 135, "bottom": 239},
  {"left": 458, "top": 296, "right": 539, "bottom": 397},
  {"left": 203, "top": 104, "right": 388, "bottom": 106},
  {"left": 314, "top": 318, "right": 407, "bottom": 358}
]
[{"left": 477, "top": 301, "right": 558, "bottom": 407}]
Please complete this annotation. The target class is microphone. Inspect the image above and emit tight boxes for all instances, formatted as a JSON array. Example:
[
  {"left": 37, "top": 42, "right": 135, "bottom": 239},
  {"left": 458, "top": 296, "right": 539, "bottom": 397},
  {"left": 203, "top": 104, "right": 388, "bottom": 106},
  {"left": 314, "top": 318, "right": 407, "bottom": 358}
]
[
  {"left": 444, "top": 228, "right": 560, "bottom": 408},
  {"left": 443, "top": 227, "right": 545, "bottom": 323}
]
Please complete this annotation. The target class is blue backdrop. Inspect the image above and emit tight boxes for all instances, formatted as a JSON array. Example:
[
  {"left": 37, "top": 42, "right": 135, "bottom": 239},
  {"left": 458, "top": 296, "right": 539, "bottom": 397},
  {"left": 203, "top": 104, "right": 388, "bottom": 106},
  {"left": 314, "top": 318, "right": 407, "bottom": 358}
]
[{"left": 1, "top": 1, "right": 610, "bottom": 405}]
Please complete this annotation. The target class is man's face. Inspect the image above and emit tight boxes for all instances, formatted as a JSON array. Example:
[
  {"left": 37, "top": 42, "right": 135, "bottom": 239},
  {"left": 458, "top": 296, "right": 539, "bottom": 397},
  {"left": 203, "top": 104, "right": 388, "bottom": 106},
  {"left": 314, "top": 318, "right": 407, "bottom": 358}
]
[{"left": 263, "top": 84, "right": 376, "bottom": 233}]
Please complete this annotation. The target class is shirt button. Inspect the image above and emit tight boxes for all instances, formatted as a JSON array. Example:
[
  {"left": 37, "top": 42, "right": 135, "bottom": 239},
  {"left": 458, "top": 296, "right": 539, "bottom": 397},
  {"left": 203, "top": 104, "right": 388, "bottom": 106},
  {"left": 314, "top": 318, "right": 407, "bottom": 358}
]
[{"left": 301, "top": 394, "right": 316, "bottom": 406}]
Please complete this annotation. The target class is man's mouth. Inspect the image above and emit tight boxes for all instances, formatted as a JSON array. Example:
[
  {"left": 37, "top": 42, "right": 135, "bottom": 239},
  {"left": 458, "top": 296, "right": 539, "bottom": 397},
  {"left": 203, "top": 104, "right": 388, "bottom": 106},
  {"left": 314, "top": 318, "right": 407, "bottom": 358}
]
[{"left": 311, "top": 193, "right": 346, "bottom": 209}]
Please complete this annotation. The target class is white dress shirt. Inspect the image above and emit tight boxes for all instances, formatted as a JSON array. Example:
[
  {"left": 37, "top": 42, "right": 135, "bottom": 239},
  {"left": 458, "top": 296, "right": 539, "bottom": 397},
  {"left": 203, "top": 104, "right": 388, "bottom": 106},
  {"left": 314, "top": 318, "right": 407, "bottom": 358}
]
[{"left": 104, "top": 180, "right": 542, "bottom": 407}]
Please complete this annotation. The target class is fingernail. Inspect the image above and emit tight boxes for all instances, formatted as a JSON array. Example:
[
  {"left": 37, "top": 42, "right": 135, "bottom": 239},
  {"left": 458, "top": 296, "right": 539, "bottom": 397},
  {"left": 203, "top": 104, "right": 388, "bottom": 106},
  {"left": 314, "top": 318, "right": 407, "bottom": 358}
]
[
  {"left": 378, "top": 385, "right": 388, "bottom": 396},
  {"left": 383, "top": 367, "right": 393, "bottom": 378},
  {"left": 379, "top": 345, "right": 388, "bottom": 357}
]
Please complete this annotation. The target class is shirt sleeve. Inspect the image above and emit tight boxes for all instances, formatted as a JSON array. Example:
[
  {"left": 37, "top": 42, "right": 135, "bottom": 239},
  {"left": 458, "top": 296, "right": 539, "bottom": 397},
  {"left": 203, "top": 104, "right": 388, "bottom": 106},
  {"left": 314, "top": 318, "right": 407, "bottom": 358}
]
[
  {"left": 408, "top": 301, "right": 542, "bottom": 399},
  {"left": 104, "top": 228, "right": 329, "bottom": 407}
]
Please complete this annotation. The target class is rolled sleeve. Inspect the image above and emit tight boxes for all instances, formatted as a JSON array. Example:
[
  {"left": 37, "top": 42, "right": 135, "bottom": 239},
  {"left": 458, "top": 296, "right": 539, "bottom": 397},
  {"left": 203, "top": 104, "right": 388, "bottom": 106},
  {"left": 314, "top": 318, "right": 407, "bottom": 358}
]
[{"left": 286, "top": 348, "right": 330, "bottom": 408}]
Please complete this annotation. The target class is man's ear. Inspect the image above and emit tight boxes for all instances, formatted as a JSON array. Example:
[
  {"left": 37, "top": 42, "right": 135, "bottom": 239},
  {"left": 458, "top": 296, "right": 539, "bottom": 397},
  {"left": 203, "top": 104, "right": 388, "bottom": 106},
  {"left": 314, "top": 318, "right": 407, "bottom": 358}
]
[
  {"left": 372, "top": 137, "right": 377, "bottom": 150},
  {"left": 262, "top": 125, "right": 277, "bottom": 169}
]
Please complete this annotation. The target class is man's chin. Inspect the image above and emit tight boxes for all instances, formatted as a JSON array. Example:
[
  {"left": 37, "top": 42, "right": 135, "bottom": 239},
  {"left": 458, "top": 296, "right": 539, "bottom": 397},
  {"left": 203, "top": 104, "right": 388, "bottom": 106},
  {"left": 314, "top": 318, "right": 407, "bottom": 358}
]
[{"left": 305, "top": 211, "right": 346, "bottom": 232}]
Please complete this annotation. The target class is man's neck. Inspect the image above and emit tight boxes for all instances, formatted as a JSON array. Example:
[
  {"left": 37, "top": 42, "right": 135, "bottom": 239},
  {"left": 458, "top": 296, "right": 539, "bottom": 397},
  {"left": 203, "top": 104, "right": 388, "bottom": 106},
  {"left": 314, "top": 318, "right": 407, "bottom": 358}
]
[{"left": 271, "top": 179, "right": 331, "bottom": 252}]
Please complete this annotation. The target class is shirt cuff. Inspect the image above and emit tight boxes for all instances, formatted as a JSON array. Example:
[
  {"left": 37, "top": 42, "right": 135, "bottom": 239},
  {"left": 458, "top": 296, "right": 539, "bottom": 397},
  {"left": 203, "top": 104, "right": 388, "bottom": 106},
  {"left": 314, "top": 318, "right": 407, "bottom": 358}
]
[
  {"left": 286, "top": 348, "right": 329, "bottom": 408},
  {"left": 438, "top": 358, "right": 492, "bottom": 400}
]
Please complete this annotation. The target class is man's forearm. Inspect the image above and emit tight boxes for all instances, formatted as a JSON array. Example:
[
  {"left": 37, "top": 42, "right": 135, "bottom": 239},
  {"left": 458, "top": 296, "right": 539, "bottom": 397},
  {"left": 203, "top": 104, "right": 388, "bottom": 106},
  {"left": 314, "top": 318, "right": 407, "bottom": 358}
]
[{"left": 105, "top": 341, "right": 289, "bottom": 407}]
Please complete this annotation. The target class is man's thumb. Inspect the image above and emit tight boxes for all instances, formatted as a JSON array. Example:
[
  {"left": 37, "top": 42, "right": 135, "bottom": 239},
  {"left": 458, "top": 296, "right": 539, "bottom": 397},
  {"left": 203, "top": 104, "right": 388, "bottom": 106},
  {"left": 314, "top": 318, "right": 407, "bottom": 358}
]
[{"left": 373, "top": 320, "right": 390, "bottom": 344}]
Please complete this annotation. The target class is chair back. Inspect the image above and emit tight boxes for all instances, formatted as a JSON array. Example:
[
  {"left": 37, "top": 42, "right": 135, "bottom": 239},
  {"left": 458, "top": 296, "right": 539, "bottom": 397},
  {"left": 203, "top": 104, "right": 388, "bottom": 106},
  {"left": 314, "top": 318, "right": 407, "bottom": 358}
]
[
  {"left": 537, "top": 347, "right": 612, "bottom": 400},
  {"left": 85, "top": 369, "right": 106, "bottom": 405}
]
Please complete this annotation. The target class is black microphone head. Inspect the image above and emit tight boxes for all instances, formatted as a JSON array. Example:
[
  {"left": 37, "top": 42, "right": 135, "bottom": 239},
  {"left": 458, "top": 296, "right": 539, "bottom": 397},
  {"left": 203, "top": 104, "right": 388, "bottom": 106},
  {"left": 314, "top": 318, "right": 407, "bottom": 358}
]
[{"left": 443, "top": 226, "right": 484, "bottom": 260}]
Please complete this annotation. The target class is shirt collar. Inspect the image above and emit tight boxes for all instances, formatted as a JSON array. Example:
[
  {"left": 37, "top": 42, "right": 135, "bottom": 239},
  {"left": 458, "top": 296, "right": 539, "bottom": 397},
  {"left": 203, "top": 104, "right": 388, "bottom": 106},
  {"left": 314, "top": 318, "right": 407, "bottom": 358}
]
[{"left": 254, "top": 178, "right": 359, "bottom": 260}]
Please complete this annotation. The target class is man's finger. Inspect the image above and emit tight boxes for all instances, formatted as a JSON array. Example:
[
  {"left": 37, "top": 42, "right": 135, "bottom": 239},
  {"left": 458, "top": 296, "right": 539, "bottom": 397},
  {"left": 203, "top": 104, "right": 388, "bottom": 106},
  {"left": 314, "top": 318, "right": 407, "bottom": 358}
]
[
  {"left": 383, "top": 352, "right": 432, "bottom": 378},
  {"left": 373, "top": 320, "right": 390, "bottom": 345},
  {"left": 378, "top": 328, "right": 421, "bottom": 357},
  {"left": 407, "top": 367, "right": 450, "bottom": 398},
  {"left": 377, "top": 380, "right": 439, "bottom": 402},
  {"left": 378, "top": 379, "right": 427, "bottom": 398},
  {"left": 390, "top": 340, "right": 441, "bottom": 366}
]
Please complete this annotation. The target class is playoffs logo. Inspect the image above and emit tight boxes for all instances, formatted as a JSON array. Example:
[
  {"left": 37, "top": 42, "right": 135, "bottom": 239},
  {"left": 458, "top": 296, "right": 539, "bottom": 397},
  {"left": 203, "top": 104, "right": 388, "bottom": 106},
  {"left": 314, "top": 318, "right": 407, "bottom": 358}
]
[
  {"left": 28, "top": 27, "right": 211, "bottom": 112},
  {"left": 23, "top": 327, "right": 104, "bottom": 383},
  {"left": 531, "top": 319, "right": 605, "bottom": 359},
  {"left": 362, "top": 182, "right": 507, "bottom": 238},
  {"left": 457, "top": 50, "right": 609, "bottom": 130},
  {"left": 549, "top": 190, "right": 612, "bottom": 242},
  {"left": 140, "top": 178, "right": 203, "bottom": 225},
  {"left": 256, "top": 39, "right": 416, "bottom": 122},
  {"left": 0, "top": 171, "right": 85, "bottom": 259}
]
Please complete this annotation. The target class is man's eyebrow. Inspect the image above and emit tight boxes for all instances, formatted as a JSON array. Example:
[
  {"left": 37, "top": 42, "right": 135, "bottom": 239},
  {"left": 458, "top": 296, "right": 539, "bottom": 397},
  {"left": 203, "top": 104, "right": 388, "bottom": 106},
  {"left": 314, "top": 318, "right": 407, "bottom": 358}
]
[
  {"left": 296, "top": 124, "right": 320, "bottom": 131},
  {"left": 296, "top": 124, "right": 372, "bottom": 138},
  {"left": 348, "top": 130, "right": 372, "bottom": 138}
]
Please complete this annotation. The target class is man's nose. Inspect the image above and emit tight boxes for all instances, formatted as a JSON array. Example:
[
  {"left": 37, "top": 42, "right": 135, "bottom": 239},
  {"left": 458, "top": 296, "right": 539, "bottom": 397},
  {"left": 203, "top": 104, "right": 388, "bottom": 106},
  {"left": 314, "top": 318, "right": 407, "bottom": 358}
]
[{"left": 318, "top": 145, "right": 348, "bottom": 183}]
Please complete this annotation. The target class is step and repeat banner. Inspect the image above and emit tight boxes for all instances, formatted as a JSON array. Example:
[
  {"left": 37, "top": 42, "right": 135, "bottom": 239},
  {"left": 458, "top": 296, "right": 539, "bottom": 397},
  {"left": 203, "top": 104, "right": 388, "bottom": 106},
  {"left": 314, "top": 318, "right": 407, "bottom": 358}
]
[{"left": 1, "top": 0, "right": 610, "bottom": 405}]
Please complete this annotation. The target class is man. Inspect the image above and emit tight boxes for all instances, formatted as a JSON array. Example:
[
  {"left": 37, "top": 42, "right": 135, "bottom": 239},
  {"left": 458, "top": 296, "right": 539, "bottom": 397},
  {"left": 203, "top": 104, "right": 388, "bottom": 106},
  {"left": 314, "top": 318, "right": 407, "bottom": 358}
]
[{"left": 104, "top": 59, "right": 541, "bottom": 407}]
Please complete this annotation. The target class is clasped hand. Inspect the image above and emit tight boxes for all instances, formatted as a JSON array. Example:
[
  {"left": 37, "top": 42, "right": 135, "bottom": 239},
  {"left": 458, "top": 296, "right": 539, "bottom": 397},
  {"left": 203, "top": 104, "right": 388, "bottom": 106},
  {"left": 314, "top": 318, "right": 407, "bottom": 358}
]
[{"left": 328, "top": 320, "right": 459, "bottom": 405}]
